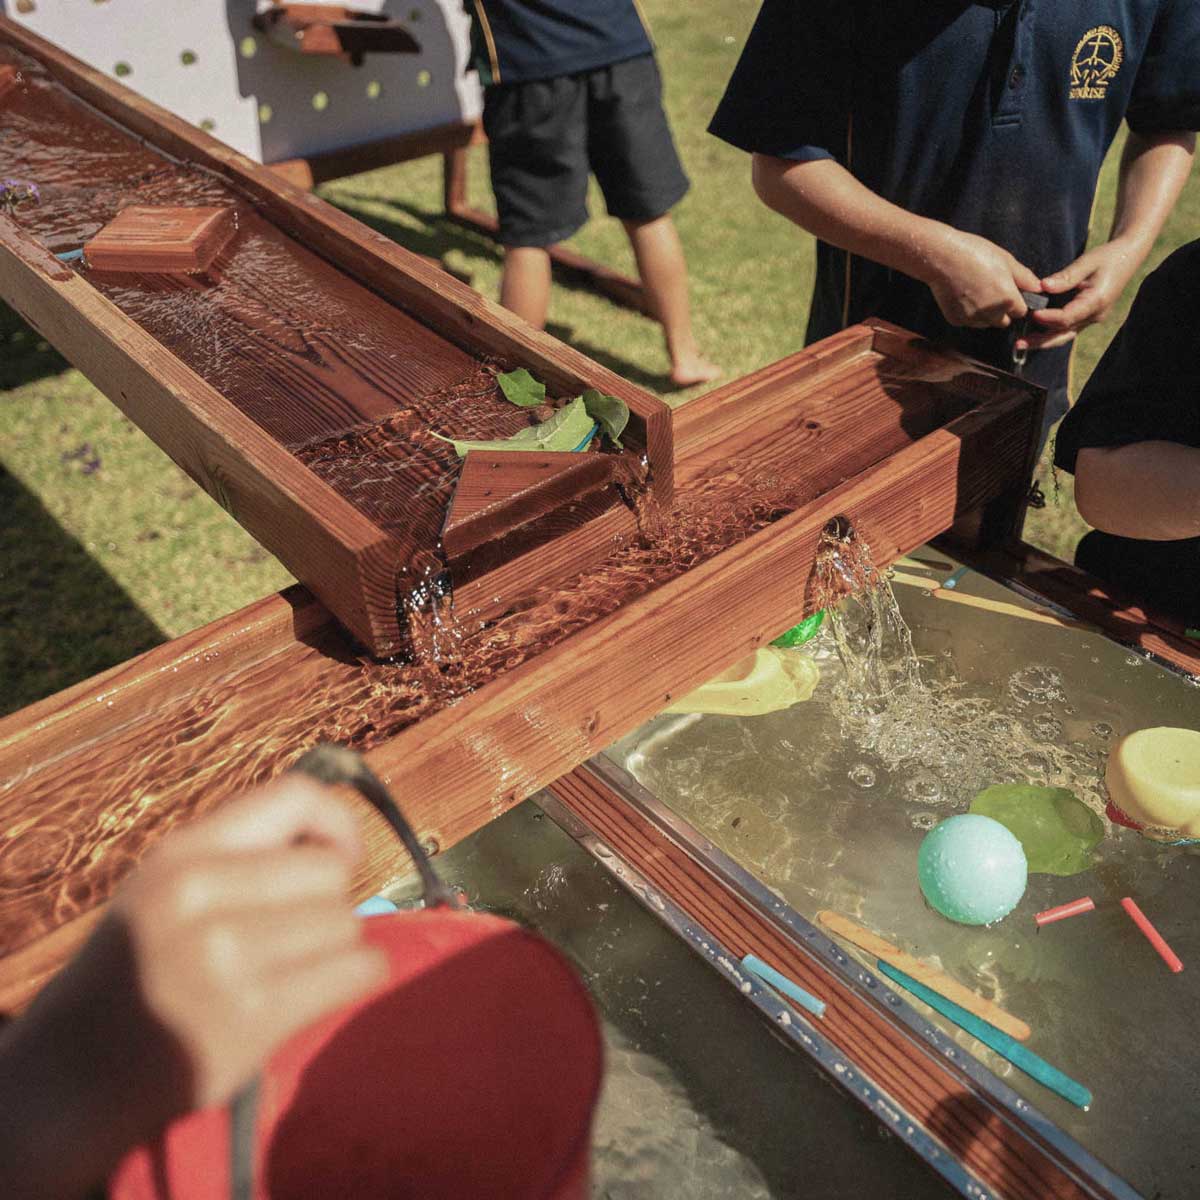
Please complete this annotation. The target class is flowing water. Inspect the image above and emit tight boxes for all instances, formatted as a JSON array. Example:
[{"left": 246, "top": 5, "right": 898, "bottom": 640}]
[{"left": 608, "top": 544, "right": 1200, "bottom": 1197}]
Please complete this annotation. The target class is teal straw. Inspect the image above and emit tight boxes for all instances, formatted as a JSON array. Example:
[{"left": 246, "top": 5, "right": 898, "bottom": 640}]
[
  {"left": 569, "top": 421, "right": 599, "bottom": 452},
  {"left": 877, "top": 960, "right": 1092, "bottom": 1109},
  {"left": 742, "top": 954, "right": 827, "bottom": 1018}
]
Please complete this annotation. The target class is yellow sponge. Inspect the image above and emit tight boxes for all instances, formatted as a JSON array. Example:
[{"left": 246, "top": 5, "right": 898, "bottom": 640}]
[
  {"left": 664, "top": 647, "right": 819, "bottom": 717},
  {"left": 1105, "top": 727, "right": 1200, "bottom": 839}
]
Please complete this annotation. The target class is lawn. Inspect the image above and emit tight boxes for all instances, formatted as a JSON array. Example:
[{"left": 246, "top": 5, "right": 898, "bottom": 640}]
[{"left": 3, "top": 0, "right": 1198, "bottom": 715}]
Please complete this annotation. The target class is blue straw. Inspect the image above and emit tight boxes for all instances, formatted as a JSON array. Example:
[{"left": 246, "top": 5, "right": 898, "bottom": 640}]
[
  {"left": 569, "top": 421, "right": 599, "bottom": 453},
  {"left": 55, "top": 248, "right": 84, "bottom": 262},
  {"left": 941, "top": 567, "right": 969, "bottom": 590},
  {"left": 877, "top": 960, "right": 1091, "bottom": 1109},
  {"left": 742, "top": 954, "right": 827, "bottom": 1018}
]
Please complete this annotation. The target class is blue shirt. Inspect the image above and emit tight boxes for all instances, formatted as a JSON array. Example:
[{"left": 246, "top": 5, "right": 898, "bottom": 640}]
[
  {"left": 468, "top": 0, "right": 653, "bottom": 86},
  {"left": 709, "top": 1, "right": 1200, "bottom": 393}
]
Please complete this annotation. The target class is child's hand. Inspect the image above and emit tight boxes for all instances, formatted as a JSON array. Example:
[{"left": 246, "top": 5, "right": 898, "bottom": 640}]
[
  {"left": 925, "top": 228, "right": 1042, "bottom": 330},
  {"left": 112, "top": 777, "right": 388, "bottom": 1108},
  {"left": 0, "top": 778, "right": 388, "bottom": 1200}
]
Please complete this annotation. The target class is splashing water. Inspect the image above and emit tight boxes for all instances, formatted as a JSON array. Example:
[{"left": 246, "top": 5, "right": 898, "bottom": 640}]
[{"left": 817, "top": 525, "right": 1105, "bottom": 811}]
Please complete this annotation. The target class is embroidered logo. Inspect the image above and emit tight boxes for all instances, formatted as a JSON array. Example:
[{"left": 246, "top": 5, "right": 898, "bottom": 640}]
[{"left": 1070, "top": 26, "right": 1124, "bottom": 100}]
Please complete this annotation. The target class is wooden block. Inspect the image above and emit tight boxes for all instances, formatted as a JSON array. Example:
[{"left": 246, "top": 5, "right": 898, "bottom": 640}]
[
  {"left": 84, "top": 205, "right": 236, "bottom": 275},
  {"left": 0, "top": 64, "right": 17, "bottom": 102},
  {"left": 442, "top": 450, "right": 615, "bottom": 559}
]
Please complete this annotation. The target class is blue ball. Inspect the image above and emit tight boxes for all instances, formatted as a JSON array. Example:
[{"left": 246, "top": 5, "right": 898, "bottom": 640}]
[{"left": 918, "top": 814, "right": 1028, "bottom": 925}]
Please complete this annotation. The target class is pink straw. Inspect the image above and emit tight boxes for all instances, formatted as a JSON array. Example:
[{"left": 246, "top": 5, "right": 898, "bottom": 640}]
[
  {"left": 1121, "top": 897, "right": 1184, "bottom": 973},
  {"left": 1035, "top": 897, "right": 1095, "bottom": 927}
]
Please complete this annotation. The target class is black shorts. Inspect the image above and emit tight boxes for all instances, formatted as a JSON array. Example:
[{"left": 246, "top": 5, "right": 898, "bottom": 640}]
[{"left": 482, "top": 54, "right": 690, "bottom": 248}]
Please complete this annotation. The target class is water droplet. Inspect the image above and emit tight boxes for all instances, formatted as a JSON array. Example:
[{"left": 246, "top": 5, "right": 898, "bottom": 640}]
[
  {"left": 848, "top": 762, "right": 877, "bottom": 788},
  {"left": 909, "top": 810, "right": 938, "bottom": 831}
]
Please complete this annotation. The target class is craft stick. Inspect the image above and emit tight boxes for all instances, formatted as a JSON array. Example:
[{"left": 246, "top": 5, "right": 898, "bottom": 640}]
[
  {"left": 742, "top": 954, "right": 827, "bottom": 1018},
  {"left": 1121, "top": 897, "right": 1184, "bottom": 973},
  {"left": 1035, "top": 897, "right": 1095, "bottom": 927},
  {"left": 876, "top": 960, "right": 1092, "bottom": 1109},
  {"left": 889, "top": 570, "right": 939, "bottom": 591},
  {"left": 816, "top": 910, "right": 1031, "bottom": 1041},
  {"left": 928, "top": 587, "right": 1095, "bottom": 632}
]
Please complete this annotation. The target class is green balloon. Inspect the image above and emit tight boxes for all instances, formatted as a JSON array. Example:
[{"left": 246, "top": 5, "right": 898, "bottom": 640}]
[
  {"left": 969, "top": 784, "right": 1105, "bottom": 876},
  {"left": 772, "top": 610, "right": 825, "bottom": 648}
]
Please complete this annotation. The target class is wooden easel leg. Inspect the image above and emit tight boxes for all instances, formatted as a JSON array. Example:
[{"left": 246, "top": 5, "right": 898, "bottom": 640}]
[{"left": 442, "top": 139, "right": 651, "bottom": 316}]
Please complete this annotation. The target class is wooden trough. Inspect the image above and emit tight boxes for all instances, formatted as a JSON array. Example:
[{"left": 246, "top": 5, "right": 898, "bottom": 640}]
[{"left": 4, "top": 17, "right": 1196, "bottom": 1200}]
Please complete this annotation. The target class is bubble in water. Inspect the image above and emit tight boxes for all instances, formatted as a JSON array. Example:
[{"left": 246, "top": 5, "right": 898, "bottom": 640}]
[
  {"left": 909, "top": 810, "right": 939, "bottom": 831},
  {"left": 1125, "top": 654, "right": 1143, "bottom": 668},
  {"left": 848, "top": 762, "right": 877, "bottom": 788},
  {"left": 903, "top": 768, "right": 944, "bottom": 804},
  {"left": 1092, "top": 722, "right": 1114, "bottom": 739},
  {"left": 1008, "top": 665, "right": 1065, "bottom": 705},
  {"left": 1030, "top": 713, "right": 1063, "bottom": 742}
]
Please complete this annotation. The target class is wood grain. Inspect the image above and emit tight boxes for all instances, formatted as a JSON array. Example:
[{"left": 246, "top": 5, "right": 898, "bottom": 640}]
[
  {"left": 0, "top": 24, "right": 667, "bottom": 653},
  {"left": 268, "top": 121, "right": 484, "bottom": 192},
  {"left": 442, "top": 450, "right": 616, "bottom": 559},
  {"left": 549, "top": 766, "right": 1117, "bottom": 1200},
  {"left": 0, "top": 216, "right": 407, "bottom": 655},
  {"left": 0, "top": 18, "right": 674, "bottom": 506},
  {"left": 0, "top": 364, "right": 1039, "bottom": 1006},
  {"left": 0, "top": 62, "right": 16, "bottom": 101},
  {"left": 816, "top": 910, "right": 1033, "bottom": 1041},
  {"left": 949, "top": 540, "right": 1200, "bottom": 677},
  {"left": 84, "top": 206, "right": 236, "bottom": 275}
]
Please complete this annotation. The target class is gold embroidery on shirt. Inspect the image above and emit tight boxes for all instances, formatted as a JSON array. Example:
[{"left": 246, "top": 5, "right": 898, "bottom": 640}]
[{"left": 1070, "top": 26, "right": 1124, "bottom": 100}]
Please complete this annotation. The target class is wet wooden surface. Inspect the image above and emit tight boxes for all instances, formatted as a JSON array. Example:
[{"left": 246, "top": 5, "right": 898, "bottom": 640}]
[
  {"left": 0, "top": 19, "right": 671, "bottom": 655},
  {"left": 549, "top": 764, "right": 1120, "bottom": 1200},
  {"left": 0, "top": 331, "right": 1041, "bottom": 1010}
]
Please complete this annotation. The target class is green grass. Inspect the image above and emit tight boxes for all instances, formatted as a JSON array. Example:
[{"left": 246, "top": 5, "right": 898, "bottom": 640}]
[{"left": 2, "top": 0, "right": 1197, "bottom": 713}]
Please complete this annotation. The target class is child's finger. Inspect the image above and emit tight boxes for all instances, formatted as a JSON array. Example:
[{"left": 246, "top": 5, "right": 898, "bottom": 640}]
[
  {"left": 211, "top": 902, "right": 362, "bottom": 974},
  {"left": 171, "top": 777, "right": 363, "bottom": 862},
  {"left": 267, "top": 944, "right": 389, "bottom": 1040},
  {"left": 157, "top": 845, "right": 356, "bottom": 920}
]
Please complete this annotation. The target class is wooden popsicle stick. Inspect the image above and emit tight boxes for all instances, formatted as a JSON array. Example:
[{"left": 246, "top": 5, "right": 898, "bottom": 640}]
[
  {"left": 929, "top": 588, "right": 1096, "bottom": 632},
  {"left": 816, "top": 910, "right": 1033, "bottom": 1042}
]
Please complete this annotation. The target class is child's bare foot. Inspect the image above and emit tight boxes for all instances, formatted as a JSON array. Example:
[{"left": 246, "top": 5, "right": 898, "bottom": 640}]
[{"left": 669, "top": 355, "right": 722, "bottom": 389}]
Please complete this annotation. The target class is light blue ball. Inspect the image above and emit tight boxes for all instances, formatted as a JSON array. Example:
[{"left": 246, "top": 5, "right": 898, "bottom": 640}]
[
  {"left": 354, "top": 894, "right": 399, "bottom": 917},
  {"left": 918, "top": 814, "right": 1028, "bottom": 925}
]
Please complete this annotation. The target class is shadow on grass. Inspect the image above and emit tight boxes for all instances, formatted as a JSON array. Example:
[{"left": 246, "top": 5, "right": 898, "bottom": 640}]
[
  {"left": 327, "top": 194, "right": 672, "bottom": 389},
  {"left": 1, "top": 302, "right": 70, "bottom": 390},
  {"left": 0, "top": 466, "right": 166, "bottom": 716}
]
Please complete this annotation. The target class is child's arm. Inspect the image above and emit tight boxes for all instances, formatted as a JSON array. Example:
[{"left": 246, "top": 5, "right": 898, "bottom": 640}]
[
  {"left": 0, "top": 779, "right": 387, "bottom": 1200},
  {"left": 1075, "top": 441, "right": 1200, "bottom": 541},
  {"left": 1030, "top": 131, "right": 1196, "bottom": 351},
  {"left": 750, "top": 154, "right": 1042, "bottom": 331}
]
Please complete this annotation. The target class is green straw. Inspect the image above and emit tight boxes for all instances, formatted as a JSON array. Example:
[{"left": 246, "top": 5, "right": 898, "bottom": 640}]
[{"left": 877, "top": 960, "right": 1091, "bottom": 1109}]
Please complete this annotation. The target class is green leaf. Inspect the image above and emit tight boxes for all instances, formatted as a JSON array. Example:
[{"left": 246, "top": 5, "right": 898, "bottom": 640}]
[
  {"left": 582, "top": 390, "right": 629, "bottom": 448},
  {"left": 496, "top": 368, "right": 546, "bottom": 408},
  {"left": 431, "top": 396, "right": 597, "bottom": 457},
  {"left": 969, "top": 784, "right": 1105, "bottom": 876}
]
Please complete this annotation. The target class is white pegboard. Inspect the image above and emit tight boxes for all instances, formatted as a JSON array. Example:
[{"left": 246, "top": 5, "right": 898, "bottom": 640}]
[{"left": 1, "top": 0, "right": 481, "bottom": 165}]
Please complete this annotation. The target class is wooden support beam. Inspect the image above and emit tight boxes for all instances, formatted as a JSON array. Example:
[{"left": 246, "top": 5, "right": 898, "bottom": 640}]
[
  {"left": 0, "top": 19, "right": 673, "bottom": 506},
  {"left": 0, "top": 21, "right": 673, "bottom": 654},
  {"left": 0, "top": 337, "right": 1041, "bottom": 1010},
  {"left": 269, "top": 120, "right": 485, "bottom": 192}
]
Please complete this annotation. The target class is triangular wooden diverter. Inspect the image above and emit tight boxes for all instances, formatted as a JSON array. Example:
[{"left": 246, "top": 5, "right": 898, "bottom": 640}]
[
  {"left": 84, "top": 205, "right": 236, "bottom": 275},
  {"left": 442, "top": 449, "right": 616, "bottom": 560}
]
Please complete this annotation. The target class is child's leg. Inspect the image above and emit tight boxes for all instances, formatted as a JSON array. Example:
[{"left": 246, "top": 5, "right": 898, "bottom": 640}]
[
  {"left": 622, "top": 214, "right": 720, "bottom": 388},
  {"left": 587, "top": 55, "right": 719, "bottom": 387},
  {"left": 500, "top": 245, "right": 553, "bottom": 329}
]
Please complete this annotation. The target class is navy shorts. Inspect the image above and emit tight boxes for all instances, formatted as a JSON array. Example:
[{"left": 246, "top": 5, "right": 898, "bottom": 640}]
[{"left": 482, "top": 53, "right": 690, "bottom": 248}]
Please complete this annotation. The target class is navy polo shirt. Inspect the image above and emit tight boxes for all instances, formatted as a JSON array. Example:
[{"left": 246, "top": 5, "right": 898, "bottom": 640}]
[
  {"left": 468, "top": 1, "right": 653, "bottom": 86},
  {"left": 1053, "top": 239, "right": 1200, "bottom": 621},
  {"left": 709, "top": 1, "right": 1200, "bottom": 395}
]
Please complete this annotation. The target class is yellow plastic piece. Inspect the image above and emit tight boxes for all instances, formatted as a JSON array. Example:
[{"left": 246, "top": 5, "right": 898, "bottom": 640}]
[
  {"left": 1105, "top": 727, "right": 1200, "bottom": 839},
  {"left": 664, "top": 648, "right": 819, "bottom": 717}
]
